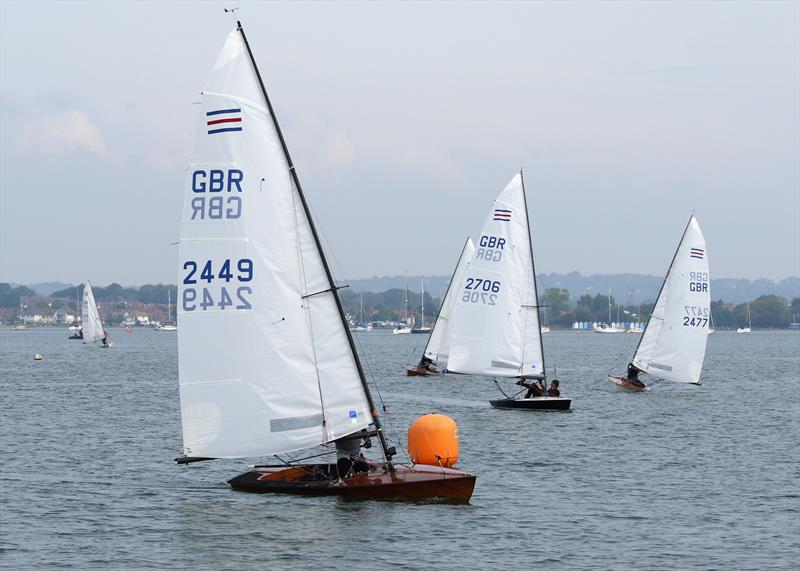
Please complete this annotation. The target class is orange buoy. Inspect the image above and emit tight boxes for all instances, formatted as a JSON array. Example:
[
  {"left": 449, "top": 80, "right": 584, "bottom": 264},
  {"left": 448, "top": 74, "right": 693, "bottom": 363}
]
[{"left": 407, "top": 413, "right": 459, "bottom": 468}]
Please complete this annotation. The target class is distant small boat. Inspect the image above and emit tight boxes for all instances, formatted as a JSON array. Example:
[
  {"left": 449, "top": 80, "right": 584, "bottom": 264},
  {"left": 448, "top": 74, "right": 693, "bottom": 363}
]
[
  {"left": 737, "top": 304, "right": 752, "bottom": 333},
  {"left": 594, "top": 323, "right": 624, "bottom": 333},
  {"left": 82, "top": 280, "right": 111, "bottom": 348},
  {"left": 541, "top": 326, "right": 551, "bottom": 333},
  {"left": 393, "top": 284, "right": 413, "bottom": 334},
  {"left": 12, "top": 324, "right": 26, "bottom": 331},
  {"left": 349, "top": 293, "right": 373, "bottom": 332},
  {"left": 610, "top": 215, "right": 710, "bottom": 391},
  {"left": 155, "top": 290, "right": 177, "bottom": 331},
  {"left": 410, "top": 276, "right": 431, "bottom": 334}
]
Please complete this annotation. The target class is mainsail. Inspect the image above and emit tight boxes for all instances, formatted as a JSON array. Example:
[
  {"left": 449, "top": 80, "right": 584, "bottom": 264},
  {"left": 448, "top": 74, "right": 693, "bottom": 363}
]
[
  {"left": 447, "top": 173, "right": 545, "bottom": 378},
  {"left": 422, "top": 238, "right": 475, "bottom": 368},
  {"left": 81, "top": 281, "right": 105, "bottom": 344},
  {"left": 632, "top": 216, "right": 710, "bottom": 384},
  {"left": 177, "top": 27, "right": 373, "bottom": 459}
]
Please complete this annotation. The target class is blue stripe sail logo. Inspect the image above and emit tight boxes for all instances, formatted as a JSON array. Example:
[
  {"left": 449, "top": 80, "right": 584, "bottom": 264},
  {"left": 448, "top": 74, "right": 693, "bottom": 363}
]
[
  {"left": 493, "top": 209, "right": 512, "bottom": 222},
  {"left": 690, "top": 248, "right": 704, "bottom": 259},
  {"left": 207, "top": 108, "right": 242, "bottom": 135}
]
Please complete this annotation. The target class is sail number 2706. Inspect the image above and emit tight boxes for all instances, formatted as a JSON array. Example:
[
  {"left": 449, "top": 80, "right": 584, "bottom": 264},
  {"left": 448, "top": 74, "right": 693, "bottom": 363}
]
[
  {"left": 462, "top": 278, "right": 501, "bottom": 305},
  {"left": 181, "top": 258, "right": 253, "bottom": 312}
]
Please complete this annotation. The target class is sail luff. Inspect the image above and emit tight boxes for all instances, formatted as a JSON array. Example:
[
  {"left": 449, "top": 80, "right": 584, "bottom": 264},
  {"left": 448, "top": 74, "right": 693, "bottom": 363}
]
[
  {"left": 420, "top": 237, "right": 473, "bottom": 366},
  {"left": 519, "top": 170, "right": 546, "bottom": 379},
  {"left": 631, "top": 214, "right": 694, "bottom": 363},
  {"left": 235, "top": 22, "right": 391, "bottom": 462}
]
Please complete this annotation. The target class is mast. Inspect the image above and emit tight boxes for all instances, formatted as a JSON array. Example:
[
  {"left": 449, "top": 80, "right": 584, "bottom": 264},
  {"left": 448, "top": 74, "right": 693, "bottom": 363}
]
[
  {"left": 421, "top": 277, "right": 425, "bottom": 327},
  {"left": 519, "top": 170, "right": 547, "bottom": 380},
  {"left": 236, "top": 21, "right": 392, "bottom": 462},
  {"left": 631, "top": 214, "right": 695, "bottom": 363}
]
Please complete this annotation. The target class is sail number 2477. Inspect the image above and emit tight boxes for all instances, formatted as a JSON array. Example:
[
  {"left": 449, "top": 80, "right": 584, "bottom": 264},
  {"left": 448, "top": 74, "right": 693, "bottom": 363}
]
[
  {"left": 683, "top": 305, "right": 709, "bottom": 327},
  {"left": 181, "top": 258, "right": 253, "bottom": 312}
]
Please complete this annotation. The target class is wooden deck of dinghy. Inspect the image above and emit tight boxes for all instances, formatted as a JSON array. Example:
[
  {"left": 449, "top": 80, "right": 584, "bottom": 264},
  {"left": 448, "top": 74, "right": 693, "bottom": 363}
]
[
  {"left": 608, "top": 375, "right": 646, "bottom": 391},
  {"left": 228, "top": 463, "right": 475, "bottom": 502},
  {"left": 489, "top": 397, "right": 572, "bottom": 411}
]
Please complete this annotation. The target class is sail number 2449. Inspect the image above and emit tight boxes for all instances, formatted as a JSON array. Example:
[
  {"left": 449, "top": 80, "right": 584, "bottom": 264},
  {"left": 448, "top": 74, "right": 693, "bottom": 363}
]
[{"left": 181, "top": 258, "right": 253, "bottom": 311}]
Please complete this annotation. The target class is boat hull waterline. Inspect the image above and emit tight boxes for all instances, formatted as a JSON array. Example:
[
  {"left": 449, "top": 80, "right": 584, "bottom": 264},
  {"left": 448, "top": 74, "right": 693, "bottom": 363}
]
[
  {"left": 406, "top": 365, "right": 437, "bottom": 377},
  {"left": 228, "top": 463, "right": 476, "bottom": 502},
  {"left": 489, "top": 397, "right": 572, "bottom": 411},
  {"left": 608, "top": 375, "right": 646, "bottom": 392}
]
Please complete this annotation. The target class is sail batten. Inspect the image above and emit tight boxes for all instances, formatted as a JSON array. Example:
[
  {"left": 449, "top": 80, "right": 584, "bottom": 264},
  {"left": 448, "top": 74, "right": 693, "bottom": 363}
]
[
  {"left": 177, "top": 27, "right": 372, "bottom": 460},
  {"left": 632, "top": 216, "right": 710, "bottom": 384},
  {"left": 446, "top": 174, "right": 544, "bottom": 378}
]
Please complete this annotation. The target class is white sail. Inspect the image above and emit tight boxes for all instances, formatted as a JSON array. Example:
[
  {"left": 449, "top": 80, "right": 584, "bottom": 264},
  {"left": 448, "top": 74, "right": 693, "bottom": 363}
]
[
  {"left": 633, "top": 216, "right": 710, "bottom": 384},
  {"left": 447, "top": 174, "right": 544, "bottom": 378},
  {"left": 424, "top": 238, "right": 475, "bottom": 367},
  {"left": 177, "top": 28, "right": 371, "bottom": 459},
  {"left": 81, "top": 281, "right": 105, "bottom": 343}
]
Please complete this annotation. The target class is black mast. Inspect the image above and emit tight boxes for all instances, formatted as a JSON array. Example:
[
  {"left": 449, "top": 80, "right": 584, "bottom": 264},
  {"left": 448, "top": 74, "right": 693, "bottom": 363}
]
[
  {"left": 630, "top": 213, "right": 696, "bottom": 364},
  {"left": 236, "top": 21, "right": 393, "bottom": 463},
  {"left": 519, "top": 170, "right": 547, "bottom": 381}
]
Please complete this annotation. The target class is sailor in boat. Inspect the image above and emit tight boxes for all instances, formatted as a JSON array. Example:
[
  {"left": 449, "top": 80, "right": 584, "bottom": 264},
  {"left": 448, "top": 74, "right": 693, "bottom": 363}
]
[
  {"left": 547, "top": 380, "right": 561, "bottom": 397},
  {"left": 101, "top": 331, "right": 110, "bottom": 348},
  {"left": 417, "top": 356, "right": 437, "bottom": 374},
  {"left": 516, "top": 378, "right": 545, "bottom": 398},
  {"left": 625, "top": 363, "right": 646, "bottom": 388}
]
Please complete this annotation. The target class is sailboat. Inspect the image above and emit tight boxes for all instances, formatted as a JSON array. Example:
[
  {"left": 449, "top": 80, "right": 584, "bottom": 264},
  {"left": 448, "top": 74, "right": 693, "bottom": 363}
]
[
  {"left": 82, "top": 281, "right": 110, "bottom": 348},
  {"left": 393, "top": 283, "right": 414, "bottom": 334},
  {"left": 609, "top": 215, "right": 709, "bottom": 391},
  {"left": 445, "top": 173, "right": 571, "bottom": 411},
  {"left": 708, "top": 309, "right": 716, "bottom": 334},
  {"left": 737, "top": 304, "right": 752, "bottom": 333},
  {"left": 406, "top": 238, "right": 474, "bottom": 376},
  {"left": 349, "top": 293, "right": 373, "bottom": 332},
  {"left": 175, "top": 22, "right": 475, "bottom": 501},
  {"left": 411, "top": 277, "right": 432, "bottom": 334},
  {"left": 593, "top": 283, "right": 623, "bottom": 333},
  {"left": 156, "top": 290, "right": 178, "bottom": 331},
  {"left": 69, "top": 285, "right": 83, "bottom": 339}
]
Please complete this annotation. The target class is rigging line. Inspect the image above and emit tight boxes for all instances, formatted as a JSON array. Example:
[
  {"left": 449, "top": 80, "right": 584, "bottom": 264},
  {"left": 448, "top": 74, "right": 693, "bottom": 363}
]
[{"left": 290, "top": 178, "right": 329, "bottom": 435}]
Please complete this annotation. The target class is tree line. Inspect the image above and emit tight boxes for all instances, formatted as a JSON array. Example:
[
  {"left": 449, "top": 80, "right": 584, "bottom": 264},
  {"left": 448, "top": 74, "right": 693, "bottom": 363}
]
[
  {"left": 540, "top": 287, "right": 800, "bottom": 329},
  {"left": 3, "top": 281, "right": 798, "bottom": 328}
]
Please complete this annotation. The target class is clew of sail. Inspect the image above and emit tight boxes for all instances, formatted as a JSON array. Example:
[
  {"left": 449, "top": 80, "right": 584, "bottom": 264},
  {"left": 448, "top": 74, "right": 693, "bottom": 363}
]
[
  {"left": 446, "top": 174, "right": 544, "bottom": 378},
  {"left": 81, "top": 281, "right": 105, "bottom": 343},
  {"left": 633, "top": 216, "right": 710, "bottom": 384},
  {"left": 423, "top": 238, "right": 475, "bottom": 367},
  {"left": 177, "top": 29, "right": 371, "bottom": 459}
]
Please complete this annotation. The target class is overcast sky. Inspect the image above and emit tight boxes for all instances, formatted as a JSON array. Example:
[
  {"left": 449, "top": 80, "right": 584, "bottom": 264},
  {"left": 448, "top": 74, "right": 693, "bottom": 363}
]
[{"left": 1, "top": 1, "right": 798, "bottom": 286}]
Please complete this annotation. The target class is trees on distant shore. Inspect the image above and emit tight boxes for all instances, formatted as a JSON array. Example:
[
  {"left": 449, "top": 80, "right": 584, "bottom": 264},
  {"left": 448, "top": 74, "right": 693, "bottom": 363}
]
[
  {"left": 3, "top": 281, "right": 798, "bottom": 328},
  {"left": 539, "top": 287, "right": 799, "bottom": 329}
]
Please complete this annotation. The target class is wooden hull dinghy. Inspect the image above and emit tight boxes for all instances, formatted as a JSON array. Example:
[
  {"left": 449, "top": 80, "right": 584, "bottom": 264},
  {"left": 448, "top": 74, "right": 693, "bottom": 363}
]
[
  {"left": 607, "top": 375, "right": 646, "bottom": 392},
  {"left": 175, "top": 22, "right": 476, "bottom": 502},
  {"left": 405, "top": 364, "right": 437, "bottom": 377},
  {"left": 489, "top": 396, "right": 571, "bottom": 410},
  {"left": 229, "top": 463, "right": 475, "bottom": 502}
]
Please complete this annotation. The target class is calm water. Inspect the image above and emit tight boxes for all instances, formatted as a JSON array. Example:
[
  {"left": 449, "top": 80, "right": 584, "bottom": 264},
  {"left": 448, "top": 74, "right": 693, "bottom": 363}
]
[{"left": 1, "top": 328, "right": 798, "bottom": 570}]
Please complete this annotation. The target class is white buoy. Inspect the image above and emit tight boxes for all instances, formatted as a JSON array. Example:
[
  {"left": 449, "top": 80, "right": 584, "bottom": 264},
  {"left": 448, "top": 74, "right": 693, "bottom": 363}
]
[{"left": 33, "top": 354, "right": 43, "bottom": 361}]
